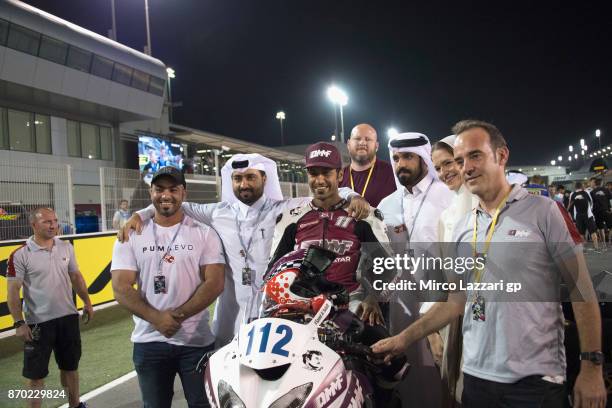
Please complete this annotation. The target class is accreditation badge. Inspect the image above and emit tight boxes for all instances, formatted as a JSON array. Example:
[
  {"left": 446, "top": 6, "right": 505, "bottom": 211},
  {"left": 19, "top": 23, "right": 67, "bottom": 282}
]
[
  {"left": 154, "top": 275, "right": 167, "bottom": 294},
  {"left": 471, "top": 295, "right": 485, "bottom": 321},
  {"left": 242, "top": 267, "right": 253, "bottom": 286}
]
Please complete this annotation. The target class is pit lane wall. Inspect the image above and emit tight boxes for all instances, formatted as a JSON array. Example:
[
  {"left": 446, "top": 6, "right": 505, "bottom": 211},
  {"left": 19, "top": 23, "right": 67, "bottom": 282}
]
[{"left": 0, "top": 231, "right": 116, "bottom": 332}]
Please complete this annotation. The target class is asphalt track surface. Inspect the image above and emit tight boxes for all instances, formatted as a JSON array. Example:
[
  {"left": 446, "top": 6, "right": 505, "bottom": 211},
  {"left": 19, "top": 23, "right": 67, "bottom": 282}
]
[{"left": 78, "top": 248, "right": 611, "bottom": 407}]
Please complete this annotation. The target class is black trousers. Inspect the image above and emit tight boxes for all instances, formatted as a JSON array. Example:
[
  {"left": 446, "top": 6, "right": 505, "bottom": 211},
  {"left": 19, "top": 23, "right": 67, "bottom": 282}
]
[{"left": 462, "top": 373, "right": 568, "bottom": 408}]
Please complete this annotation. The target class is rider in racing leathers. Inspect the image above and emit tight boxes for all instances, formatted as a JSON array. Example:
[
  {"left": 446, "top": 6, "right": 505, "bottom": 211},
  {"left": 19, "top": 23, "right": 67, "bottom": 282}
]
[
  {"left": 267, "top": 142, "right": 406, "bottom": 406},
  {"left": 269, "top": 142, "right": 396, "bottom": 325}
]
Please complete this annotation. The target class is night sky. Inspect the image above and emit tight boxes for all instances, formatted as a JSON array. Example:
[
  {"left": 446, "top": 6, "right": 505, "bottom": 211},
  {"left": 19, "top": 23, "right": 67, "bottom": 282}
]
[{"left": 23, "top": 0, "right": 612, "bottom": 165}]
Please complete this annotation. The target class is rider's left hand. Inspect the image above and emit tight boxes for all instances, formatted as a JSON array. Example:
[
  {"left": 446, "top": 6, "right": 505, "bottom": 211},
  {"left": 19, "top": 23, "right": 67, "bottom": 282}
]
[
  {"left": 347, "top": 196, "right": 371, "bottom": 220},
  {"left": 357, "top": 295, "right": 384, "bottom": 326}
]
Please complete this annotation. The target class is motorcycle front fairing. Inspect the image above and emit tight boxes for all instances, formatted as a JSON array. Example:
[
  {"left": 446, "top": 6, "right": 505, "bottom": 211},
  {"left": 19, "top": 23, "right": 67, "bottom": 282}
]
[{"left": 205, "top": 303, "right": 373, "bottom": 408}]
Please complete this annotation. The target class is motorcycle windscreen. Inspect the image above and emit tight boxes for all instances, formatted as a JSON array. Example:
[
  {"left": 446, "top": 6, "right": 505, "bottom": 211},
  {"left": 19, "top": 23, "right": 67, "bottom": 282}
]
[{"left": 238, "top": 318, "right": 314, "bottom": 370}]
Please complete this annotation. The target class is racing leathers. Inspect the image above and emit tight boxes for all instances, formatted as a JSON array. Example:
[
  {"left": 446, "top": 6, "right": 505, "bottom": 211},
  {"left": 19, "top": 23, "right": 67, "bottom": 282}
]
[
  {"left": 269, "top": 199, "right": 393, "bottom": 311},
  {"left": 269, "top": 199, "right": 407, "bottom": 400}
]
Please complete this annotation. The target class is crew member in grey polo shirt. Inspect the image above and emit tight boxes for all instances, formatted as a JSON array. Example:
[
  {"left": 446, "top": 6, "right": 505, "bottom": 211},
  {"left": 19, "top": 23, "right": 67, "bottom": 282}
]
[
  {"left": 7, "top": 207, "right": 93, "bottom": 408},
  {"left": 373, "top": 120, "right": 606, "bottom": 408}
]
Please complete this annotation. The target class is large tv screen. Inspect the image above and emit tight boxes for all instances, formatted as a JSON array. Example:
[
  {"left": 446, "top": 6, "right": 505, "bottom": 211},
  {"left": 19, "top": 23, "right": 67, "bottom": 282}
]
[{"left": 138, "top": 136, "right": 183, "bottom": 174}]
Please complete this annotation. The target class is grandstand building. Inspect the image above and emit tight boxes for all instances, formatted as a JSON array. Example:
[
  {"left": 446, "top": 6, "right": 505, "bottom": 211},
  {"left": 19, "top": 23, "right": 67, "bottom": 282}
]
[{"left": 0, "top": 0, "right": 306, "bottom": 237}]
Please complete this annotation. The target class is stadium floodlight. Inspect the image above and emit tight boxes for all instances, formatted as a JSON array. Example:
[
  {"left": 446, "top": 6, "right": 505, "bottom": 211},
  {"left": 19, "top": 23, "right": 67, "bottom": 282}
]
[
  {"left": 580, "top": 138, "right": 585, "bottom": 147},
  {"left": 387, "top": 128, "right": 399, "bottom": 138},
  {"left": 558, "top": 156, "right": 562, "bottom": 161},
  {"left": 569, "top": 145, "right": 573, "bottom": 152},
  {"left": 550, "top": 160, "right": 556, "bottom": 165},
  {"left": 166, "top": 67, "right": 175, "bottom": 79},
  {"left": 327, "top": 85, "right": 348, "bottom": 143},
  {"left": 327, "top": 85, "right": 348, "bottom": 106},
  {"left": 595, "top": 129, "right": 602, "bottom": 149},
  {"left": 276, "top": 111, "right": 286, "bottom": 145}
]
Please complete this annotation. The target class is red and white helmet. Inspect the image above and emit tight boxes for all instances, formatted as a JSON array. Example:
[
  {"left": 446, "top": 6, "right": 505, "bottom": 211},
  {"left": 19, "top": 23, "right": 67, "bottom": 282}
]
[{"left": 261, "top": 247, "right": 347, "bottom": 318}]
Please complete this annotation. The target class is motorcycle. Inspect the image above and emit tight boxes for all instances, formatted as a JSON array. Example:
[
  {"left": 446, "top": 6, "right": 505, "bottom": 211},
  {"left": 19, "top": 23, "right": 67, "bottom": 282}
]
[{"left": 203, "top": 247, "right": 408, "bottom": 408}]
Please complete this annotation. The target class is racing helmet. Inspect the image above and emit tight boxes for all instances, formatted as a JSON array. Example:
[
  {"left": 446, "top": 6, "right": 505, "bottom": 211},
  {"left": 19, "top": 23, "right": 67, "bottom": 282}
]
[{"left": 261, "top": 246, "right": 348, "bottom": 318}]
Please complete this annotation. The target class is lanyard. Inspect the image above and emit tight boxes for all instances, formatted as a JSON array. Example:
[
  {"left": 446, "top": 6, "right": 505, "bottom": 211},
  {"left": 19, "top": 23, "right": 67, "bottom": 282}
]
[
  {"left": 471, "top": 188, "right": 512, "bottom": 284},
  {"left": 234, "top": 198, "right": 267, "bottom": 267},
  {"left": 350, "top": 159, "right": 376, "bottom": 197},
  {"left": 152, "top": 217, "right": 184, "bottom": 275},
  {"left": 400, "top": 178, "right": 435, "bottom": 246}
]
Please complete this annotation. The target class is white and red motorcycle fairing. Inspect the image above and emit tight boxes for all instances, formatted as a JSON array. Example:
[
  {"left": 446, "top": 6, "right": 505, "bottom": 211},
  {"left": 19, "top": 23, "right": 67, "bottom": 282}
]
[{"left": 205, "top": 300, "right": 373, "bottom": 408}]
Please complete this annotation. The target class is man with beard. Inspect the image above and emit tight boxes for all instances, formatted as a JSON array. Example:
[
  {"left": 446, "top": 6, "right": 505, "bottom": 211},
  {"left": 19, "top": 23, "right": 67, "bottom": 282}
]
[
  {"left": 340, "top": 124, "right": 396, "bottom": 206},
  {"left": 119, "top": 154, "right": 370, "bottom": 346},
  {"left": 373, "top": 120, "right": 606, "bottom": 408},
  {"left": 111, "top": 167, "right": 226, "bottom": 408},
  {"left": 377, "top": 132, "right": 454, "bottom": 408}
]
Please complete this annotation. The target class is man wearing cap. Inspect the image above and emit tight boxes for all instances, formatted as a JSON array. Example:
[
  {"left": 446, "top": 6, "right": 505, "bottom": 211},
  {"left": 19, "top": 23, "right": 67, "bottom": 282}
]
[
  {"left": 373, "top": 120, "right": 606, "bottom": 408},
  {"left": 270, "top": 142, "right": 392, "bottom": 321},
  {"left": 377, "top": 132, "right": 454, "bottom": 407},
  {"left": 340, "top": 124, "right": 396, "bottom": 207},
  {"left": 119, "top": 154, "right": 369, "bottom": 346},
  {"left": 111, "top": 167, "right": 226, "bottom": 408}
]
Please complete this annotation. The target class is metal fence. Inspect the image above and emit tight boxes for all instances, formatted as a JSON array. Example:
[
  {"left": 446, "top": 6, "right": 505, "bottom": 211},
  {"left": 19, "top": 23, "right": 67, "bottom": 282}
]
[
  {"left": 0, "top": 160, "right": 74, "bottom": 241},
  {"left": 99, "top": 168, "right": 221, "bottom": 231},
  {"left": 0, "top": 162, "right": 311, "bottom": 240},
  {"left": 99, "top": 168, "right": 310, "bottom": 231}
]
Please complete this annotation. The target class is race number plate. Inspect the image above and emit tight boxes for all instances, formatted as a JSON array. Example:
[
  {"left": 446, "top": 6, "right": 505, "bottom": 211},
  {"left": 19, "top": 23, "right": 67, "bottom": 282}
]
[{"left": 238, "top": 318, "right": 311, "bottom": 370}]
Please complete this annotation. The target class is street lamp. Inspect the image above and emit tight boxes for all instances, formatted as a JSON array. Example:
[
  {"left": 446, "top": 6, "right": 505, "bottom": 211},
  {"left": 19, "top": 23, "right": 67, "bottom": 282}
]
[
  {"left": 276, "top": 111, "right": 286, "bottom": 145},
  {"left": 166, "top": 67, "right": 175, "bottom": 122},
  {"left": 144, "top": 0, "right": 152, "bottom": 55},
  {"left": 387, "top": 127, "right": 399, "bottom": 138},
  {"left": 327, "top": 85, "right": 348, "bottom": 143},
  {"left": 595, "top": 129, "right": 602, "bottom": 148}
]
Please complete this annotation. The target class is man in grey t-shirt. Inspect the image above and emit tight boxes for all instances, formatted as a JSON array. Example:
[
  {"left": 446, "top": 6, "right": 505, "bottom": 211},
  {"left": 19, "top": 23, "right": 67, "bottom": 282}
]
[
  {"left": 7, "top": 207, "right": 93, "bottom": 408},
  {"left": 373, "top": 120, "right": 606, "bottom": 408}
]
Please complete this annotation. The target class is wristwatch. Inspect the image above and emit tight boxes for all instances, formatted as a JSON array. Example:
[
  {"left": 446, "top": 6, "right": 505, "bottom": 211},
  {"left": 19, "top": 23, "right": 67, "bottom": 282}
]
[
  {"left": 579, "top": 351, "right": 604, "bottom": 365},
  {"left": 13, "top": 320, "right": 25, "bottom": 329}
]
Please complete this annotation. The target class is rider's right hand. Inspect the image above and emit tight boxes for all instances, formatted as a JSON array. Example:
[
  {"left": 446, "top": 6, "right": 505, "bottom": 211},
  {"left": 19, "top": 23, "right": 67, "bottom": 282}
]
[{"left": 117, "top": 214, "right": 144, "bottom": 242}]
